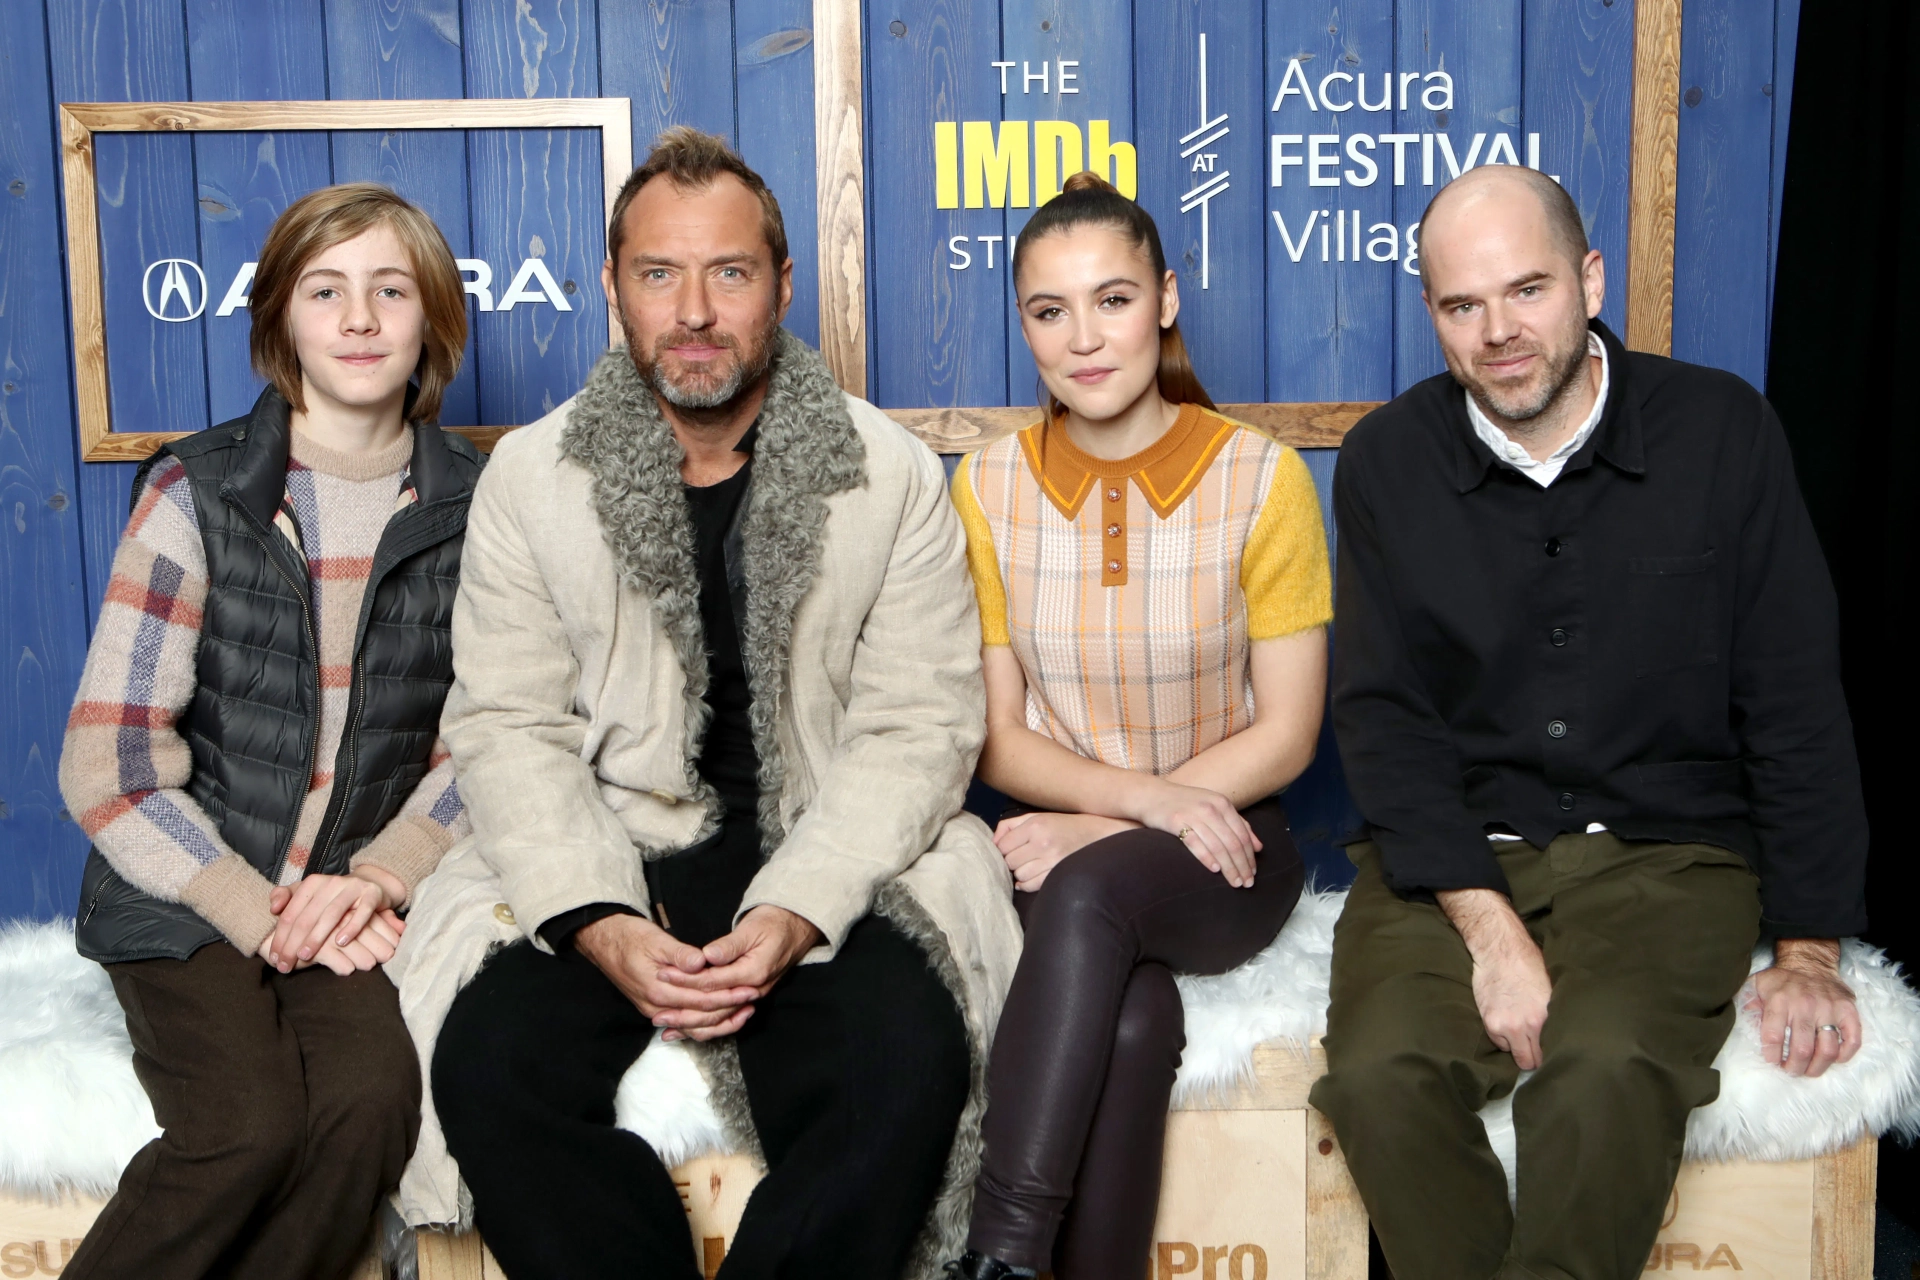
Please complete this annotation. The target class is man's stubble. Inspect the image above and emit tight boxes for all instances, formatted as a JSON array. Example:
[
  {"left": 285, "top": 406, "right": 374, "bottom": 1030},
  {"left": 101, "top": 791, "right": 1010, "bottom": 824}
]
[
  {"left": 1448, "top": 310, "right": 1592, "bottom": 441},
  {"left": 619, "top": 297, "right": 782, "bottom": 415}
]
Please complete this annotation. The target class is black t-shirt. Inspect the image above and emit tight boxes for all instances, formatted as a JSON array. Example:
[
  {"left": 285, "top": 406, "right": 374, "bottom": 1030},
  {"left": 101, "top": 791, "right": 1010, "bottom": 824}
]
[
  {"left": 542, "top": 426, "right": 766, "bottom": 951},
  {"left": 684, "top": 435, "right": 762, "bottom": 817}
]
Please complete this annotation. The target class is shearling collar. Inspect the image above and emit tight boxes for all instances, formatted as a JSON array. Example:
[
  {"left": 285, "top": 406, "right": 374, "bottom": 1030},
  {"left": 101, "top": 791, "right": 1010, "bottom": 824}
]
[{"left": 559, "top": 329, "right": 867, "bottom": 854}]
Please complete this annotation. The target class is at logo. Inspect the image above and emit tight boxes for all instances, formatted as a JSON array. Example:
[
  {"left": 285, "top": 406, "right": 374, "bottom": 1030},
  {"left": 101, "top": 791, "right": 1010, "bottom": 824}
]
[{"left": 142, "top": 257, "right": 208, "bottom": 322}]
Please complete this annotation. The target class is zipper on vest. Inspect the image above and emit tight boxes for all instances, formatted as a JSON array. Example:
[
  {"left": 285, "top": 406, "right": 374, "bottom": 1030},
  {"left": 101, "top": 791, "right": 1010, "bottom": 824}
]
[
  {"left": 307, "top": 494, "right": 469, "bottom": 873},
  {"left": 226, "top": 498, "right": 322, "bottom": 886},
  {"left": 309, "top": 647, "right": 368, "bottom": 874}
]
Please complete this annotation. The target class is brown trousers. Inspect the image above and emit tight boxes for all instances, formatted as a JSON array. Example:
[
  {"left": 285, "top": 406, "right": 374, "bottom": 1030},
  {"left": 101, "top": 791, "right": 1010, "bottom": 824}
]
[
  {"left": 64, "top": 943, "right": 420, "bottom": 1280},
  {"left": 1310, "top": 835, "right": 1762, "bottom": 1280}
]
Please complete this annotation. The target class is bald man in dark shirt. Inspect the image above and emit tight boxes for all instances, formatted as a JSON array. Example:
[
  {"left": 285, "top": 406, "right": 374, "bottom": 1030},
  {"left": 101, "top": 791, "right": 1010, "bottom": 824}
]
[{"left": 1310, "top": 166, "right": 1868, "bottom": 1280}]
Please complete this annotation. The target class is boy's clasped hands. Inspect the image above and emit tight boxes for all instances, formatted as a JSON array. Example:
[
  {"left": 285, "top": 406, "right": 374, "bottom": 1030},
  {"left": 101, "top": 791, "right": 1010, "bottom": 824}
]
[{"left": 259, "top": 866, "right": 409, "bottom": 974}]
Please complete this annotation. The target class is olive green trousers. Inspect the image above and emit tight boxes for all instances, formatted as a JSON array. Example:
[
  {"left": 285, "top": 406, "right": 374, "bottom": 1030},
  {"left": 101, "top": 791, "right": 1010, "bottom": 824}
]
[{"left": 1308, "top": 833, "right": 1762, "bottom": 1280}]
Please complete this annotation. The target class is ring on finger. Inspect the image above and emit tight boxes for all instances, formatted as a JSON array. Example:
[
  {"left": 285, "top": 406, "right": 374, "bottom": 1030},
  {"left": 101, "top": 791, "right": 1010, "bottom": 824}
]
[
  {"left": 1817, "top": 1023, "right": 1844, "bottom": 1041},
  {"left": 1177, "top": 826, "right": 1193, "bottom": 843}
]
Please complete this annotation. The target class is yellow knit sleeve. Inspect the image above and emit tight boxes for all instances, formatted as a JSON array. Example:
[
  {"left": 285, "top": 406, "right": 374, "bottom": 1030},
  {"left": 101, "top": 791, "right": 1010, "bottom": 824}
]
[
  {"left": 1241, "top": 446, "right": 1334, "bottom": 640},
  {"left": 950, "top": 457, "right": 1011, "bottom": 646}
]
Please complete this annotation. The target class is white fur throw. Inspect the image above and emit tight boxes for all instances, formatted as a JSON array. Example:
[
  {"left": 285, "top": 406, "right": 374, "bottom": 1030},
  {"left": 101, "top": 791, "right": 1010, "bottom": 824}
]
[
  {"left": 5, "top": 900, "right": 1918, "bottom": 1201},
  {"left": 0, "top": 921, "right": 159, "bottom": 1198}
]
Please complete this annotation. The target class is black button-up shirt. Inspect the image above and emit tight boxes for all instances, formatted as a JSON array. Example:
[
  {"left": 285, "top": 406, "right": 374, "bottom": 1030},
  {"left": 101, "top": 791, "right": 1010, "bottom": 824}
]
[{"left": 1331, "top": 322, "right": 1867, "bottom": 937}]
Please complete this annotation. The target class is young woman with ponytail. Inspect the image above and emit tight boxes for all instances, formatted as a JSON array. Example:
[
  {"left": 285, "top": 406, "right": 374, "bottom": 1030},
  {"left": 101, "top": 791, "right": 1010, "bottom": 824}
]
[{"left": 946, "top": 171, "right": 1333, "bottom": 1280}]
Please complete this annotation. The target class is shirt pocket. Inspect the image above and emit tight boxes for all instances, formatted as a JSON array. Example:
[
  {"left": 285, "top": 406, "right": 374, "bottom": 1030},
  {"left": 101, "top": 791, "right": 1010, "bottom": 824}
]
[
  {"left": 1624, "top": 550, "right": 1720, "bottom": 677},
  {"left": 1634, "top": 758, "right": 1747, "bottom": 822}
]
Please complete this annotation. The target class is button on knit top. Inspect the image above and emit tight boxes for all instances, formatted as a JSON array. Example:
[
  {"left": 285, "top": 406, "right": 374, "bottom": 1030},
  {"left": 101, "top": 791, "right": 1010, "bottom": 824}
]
[{"left": 953, "top": 403, "right": 1332, "bottom": 776}]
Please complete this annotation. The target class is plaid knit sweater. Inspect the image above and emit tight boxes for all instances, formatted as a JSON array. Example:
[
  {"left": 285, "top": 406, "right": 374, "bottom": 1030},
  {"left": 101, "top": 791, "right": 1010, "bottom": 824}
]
[
  {"left": 59, "top": 427, "right": 469, "bottom": 954},
  {"left": 954, "top": 404, "right": 1333, "bottom": 774}
]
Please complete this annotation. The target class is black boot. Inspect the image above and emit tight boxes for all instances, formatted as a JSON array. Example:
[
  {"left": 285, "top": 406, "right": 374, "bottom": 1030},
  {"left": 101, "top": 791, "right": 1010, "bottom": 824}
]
[{"left": 943, "top": 1250, "right": 1038, "bottom": 1280}]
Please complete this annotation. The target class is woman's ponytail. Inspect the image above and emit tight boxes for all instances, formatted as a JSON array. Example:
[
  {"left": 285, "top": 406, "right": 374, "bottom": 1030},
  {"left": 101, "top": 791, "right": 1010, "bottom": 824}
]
[{"left": 1016, "top": 171, "right": 1217, "bottom": 417}]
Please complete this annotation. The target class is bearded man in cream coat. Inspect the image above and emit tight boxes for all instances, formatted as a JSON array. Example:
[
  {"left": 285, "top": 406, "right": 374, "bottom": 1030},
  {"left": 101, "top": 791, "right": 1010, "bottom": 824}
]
[{"left": 386, "top": 128, "right": 1022, "bottom": 1280}]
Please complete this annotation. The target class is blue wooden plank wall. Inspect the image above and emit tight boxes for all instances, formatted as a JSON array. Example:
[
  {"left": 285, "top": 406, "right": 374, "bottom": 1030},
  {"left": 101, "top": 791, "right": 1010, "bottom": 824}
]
[
  {"left": 0, "top": 0, "right": 818, "bottom": 921},
  {"left": 1, "top": 0, "right": 1801, "bottom": 918}
]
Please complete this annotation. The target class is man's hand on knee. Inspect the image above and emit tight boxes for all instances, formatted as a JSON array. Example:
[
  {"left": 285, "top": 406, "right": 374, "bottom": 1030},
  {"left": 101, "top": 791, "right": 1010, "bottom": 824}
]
[
  {"left": 1438, "top": 888, "right": 1552, "bottom": 1070},
  {"left": 574, "top": 913, "right": 762, "bottom": 1042},
  {"left": 662, "top": 906, "right": 824, "bottom": 1004},
  {"left": 1747, "top": 938, "right": 1861, "bottom": 1078}
]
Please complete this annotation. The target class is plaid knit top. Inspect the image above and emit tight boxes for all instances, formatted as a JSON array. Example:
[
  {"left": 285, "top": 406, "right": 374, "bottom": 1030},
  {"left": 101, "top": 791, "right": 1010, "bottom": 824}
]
[
  {"left": 59, "top": 428, "right": 469, "bottom": 954},
  {"left": 953, "top": 404, "right": 1332, "bottom": 775}
]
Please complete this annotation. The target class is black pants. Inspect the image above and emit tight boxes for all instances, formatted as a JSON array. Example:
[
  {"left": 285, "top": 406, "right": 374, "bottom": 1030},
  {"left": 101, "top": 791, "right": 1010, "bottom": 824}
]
[
  {"left": 433, "top": 914, "right": 972, "bottom": 1280},
  {"left": 65, "top": 945, "right": 419, "bottom": 1280},
  {"left": 966, "top": 799, "right": 1303, "bottom": 1277}
]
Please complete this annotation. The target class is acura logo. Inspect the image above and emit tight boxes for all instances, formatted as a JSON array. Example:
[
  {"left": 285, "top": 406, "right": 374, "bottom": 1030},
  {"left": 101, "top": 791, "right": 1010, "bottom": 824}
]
[
  {"left": 137, "top": 256, "right": 573, "bottom": 321},
  {"left": 143, "top": 258, "right": 207, "bottom": 322}
]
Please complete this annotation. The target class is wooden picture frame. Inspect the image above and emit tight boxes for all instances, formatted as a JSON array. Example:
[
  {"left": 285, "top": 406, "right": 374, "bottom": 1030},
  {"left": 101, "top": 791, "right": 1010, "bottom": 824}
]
[
  {"left": 806, "top": 0, "right": 1685, "bottom": 455},
  {"left": 58, "top": 98, "right": 634, "bottom": 462}
]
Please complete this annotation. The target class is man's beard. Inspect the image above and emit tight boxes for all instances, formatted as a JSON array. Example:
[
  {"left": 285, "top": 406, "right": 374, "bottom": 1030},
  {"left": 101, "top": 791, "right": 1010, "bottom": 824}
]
[
  {"left": 623, "top": 313, "right": 779, "bottom": 411},
  {"left": 1449, "top": 320, "right": 1590, "bottom": 433}
]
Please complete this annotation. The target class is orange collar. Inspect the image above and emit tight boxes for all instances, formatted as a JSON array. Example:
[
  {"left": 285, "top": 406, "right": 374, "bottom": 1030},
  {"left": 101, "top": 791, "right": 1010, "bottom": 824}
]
[{"left": 1018, "top": 403, "right": 1238, "bottom": 520}]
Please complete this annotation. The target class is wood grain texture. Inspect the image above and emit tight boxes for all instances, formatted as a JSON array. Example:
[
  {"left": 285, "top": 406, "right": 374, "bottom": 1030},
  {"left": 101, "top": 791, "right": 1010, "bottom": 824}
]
[
  {"left": 735, "top": 0, "right": 822, "bottom": 349},
  {"left": 1671, "top": 0, "right": 1774, "bottom": 389},
  {"left": 48, "top": 0, "right": 198, "bottom": 627},
  {"left": 1134, "top": 0, "right": 1265, "bottom": 404},
  {"left": 1156, "top": 1110, "right": 1311, "bottom": 1280},
  {"left": 1167, "top": 1038, "right": 1328, "bottom": 1113},
  {"left": 1627, "top": 0, "right": 1682, "bottom": 355},
  {"left": 598, "top": 0, "right": 736, "bottom": 161},
  {"left": 1392, "top": 0, "right": 1525, "bottom": 393},
  {"left": 863, "top": 0, "right": 1002, "bottom": 407},
  {"left": 463, "top": 0, "right": 608, "bottom": 427},
  {"left": 1523, "top": 0, "right": 1636, "bottom": 340},
  {"left": 415, "top": 1229, "right": 506, "bottom": 1280},
  {"left": 1812, "top": 1136, "right": 1877, "bottom": 1280},
  {"left": 1264, "top": 0, "right": 1396, "bottom": 403},
  {"left": 1305, "top": 1109, "right": 1369, "bottom": 1280},
  {"left": 56, "top": 107, "right": 110, "bottom": 471},
  {"left": 185, "top": 0, "right": 332, "bottom": 425},
  {"left": 62, "top": 98, "right": 633, "bottom": 132},
  {"left": 0, "top": 0, "right": 94, "bottom": 919},
  {"left": 886, "top": 401, "right": 1372, "bottom": 454},
  {"left": 1657, "top": 1155, "right": 1816, "bottom": 1275},
  {"left": 327, "top": 0, "right": 483, "bottom": 428},
  {"left": 996, "top": 0, "right": 1133, "bottom": 405},
  {"left": 0, "top": 1192, "right": 383, "bottom": 1278},
  {"left": 811, "top": 0, "right": 865, "bottom": 395},
  {"left": 60, "top": 96, "right": 632, "bottom": 457}
]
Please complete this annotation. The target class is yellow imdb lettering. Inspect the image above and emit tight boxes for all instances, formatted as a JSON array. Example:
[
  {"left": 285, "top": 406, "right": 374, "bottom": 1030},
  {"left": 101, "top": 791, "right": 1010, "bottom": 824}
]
[
  {"left": 1646, "top": 1241, "right": 1743, "bottom": 1270},
  {"left": 0, "top": 1238, "right": 82, "bottom": 1277},
  {"left": 1154, "top": 1240, "right": 1268, "bottom": 1280},
  {"left": 934, "top": 120, "right": 1137, "bottom": 208}
]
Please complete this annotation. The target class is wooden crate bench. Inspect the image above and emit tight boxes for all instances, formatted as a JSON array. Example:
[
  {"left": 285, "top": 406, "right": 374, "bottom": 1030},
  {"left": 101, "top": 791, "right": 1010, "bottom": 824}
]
[
  {"left": 179, "top": 1037, "right": 1865, "bottom": 1280},
  {"left": 2, "top": 1042, "right": 1876, "bottom": 1280},
  {"left": 0, "top": 1191, "right": 384, "bottom": 1278}
]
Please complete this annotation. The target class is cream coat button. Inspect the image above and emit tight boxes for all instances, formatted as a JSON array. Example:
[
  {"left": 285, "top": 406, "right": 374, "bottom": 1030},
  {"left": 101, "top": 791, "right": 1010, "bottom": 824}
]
[
  {"left": 493, "top": 903, "right": 516, "bottom": 926},
  {"left": 649, "top": 789, "right": 678, "bottom": 805}
]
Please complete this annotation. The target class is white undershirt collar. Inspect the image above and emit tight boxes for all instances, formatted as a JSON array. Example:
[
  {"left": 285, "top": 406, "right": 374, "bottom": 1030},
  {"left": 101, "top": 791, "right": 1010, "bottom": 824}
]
[{"left": 1465, "top": 332, "right": 1609, "bottom": 488}]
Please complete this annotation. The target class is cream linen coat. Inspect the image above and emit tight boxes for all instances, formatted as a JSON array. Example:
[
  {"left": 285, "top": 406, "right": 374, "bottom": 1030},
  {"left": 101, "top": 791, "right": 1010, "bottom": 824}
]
[{"left": 386, "top": 336, "right": 1024, "bottom": 1273}]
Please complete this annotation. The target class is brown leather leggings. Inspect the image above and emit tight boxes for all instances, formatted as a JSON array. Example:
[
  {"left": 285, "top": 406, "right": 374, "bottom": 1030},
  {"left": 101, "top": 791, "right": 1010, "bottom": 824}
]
[{"left": 966, "top": 798, "right": 1303, "bottom": 1277}]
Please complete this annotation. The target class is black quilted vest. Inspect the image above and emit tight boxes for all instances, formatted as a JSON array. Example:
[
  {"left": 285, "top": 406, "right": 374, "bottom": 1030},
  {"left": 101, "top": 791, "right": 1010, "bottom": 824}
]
[{"left": 76, "top": 388, "right": 482, "bottom": 963}]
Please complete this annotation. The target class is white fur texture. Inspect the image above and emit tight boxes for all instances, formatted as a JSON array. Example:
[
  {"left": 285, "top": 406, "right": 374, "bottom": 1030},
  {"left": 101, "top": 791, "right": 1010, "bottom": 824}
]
[
  {"left": 1170, "top": 889, "right": 1344, "bottom": 1103},
  {"left": 613, "top": 1034, "right": 730, "bottom": 1168},
  {"left": 6, "top": 901, "right": 1918, "bottom": 1201},
  {"left": 0, "top": 920, "right": 159, "bottom": 1198},
  {"left": 1479, "top": 938, "right": 1920, "bottom": 1198}
]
